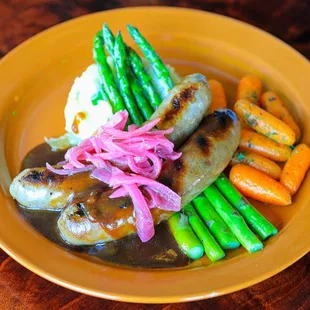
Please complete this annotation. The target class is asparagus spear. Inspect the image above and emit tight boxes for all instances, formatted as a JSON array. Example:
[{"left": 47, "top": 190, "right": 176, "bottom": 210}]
[
  {"left": 103, "top": 25, "right": 153, "bottom": 120},
  {"left": 113, "top": 32, "right": 144, "bottom": 125},
  {"left": 127, "top": 24, "right": 174, "bottom": 93},
  {"left": 204, "top": 185, "right": 264, "bottom": 253},
  {"left": 92, "top": 31, "right": 112, "bottom": 105},
  {"left": 168, "top": 212, "right": 204, "bottom": 260},
  {"left": 215, "top": 173, "right": 278, "bottom": 240},
  {"left": 102, "top": 23, "right": 115, "bottom": 55},
  {"left": 93, "top": 34, "right": 127, "bottom": 114},
  {"left": 183, "top": 204, "right": 225, "bottom": 262},
  {"left": 192, "top": 194, "right": 240, "bottom": 250},
  {"left": 129, "top": 74, "right": 154, "bottom": 120},
  {"left": 128, "top": 47, "right": 161, "bottom": 109}
]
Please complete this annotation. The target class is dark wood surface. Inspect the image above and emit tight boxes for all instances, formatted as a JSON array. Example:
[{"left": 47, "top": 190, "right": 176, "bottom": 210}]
[{"left": 1, "top": 1, "right": 309, "bottom": 309}]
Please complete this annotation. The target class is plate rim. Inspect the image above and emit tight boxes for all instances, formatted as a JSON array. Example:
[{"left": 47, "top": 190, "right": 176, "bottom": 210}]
[{"left": 0, "top": 6, "right": 310, "bottom": 303}]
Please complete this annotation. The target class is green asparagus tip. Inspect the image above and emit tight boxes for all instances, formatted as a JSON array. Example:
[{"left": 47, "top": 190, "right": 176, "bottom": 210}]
[
  {"left": 96, "top": 30, "right": 103, "bottom": 40},
  {"left": 102, "top": 23, "right": 109, "bottom": 34},
  {"left": 114, "top": 31, "right": 126, "bottom": 51},
  {"left": 115, "top": 31, "right": 122, "bottom": 41},
  {"left": 250, "top": 243, "right": 264, "bottom": 253},
  {"left": 168, "top": 212, "right": 204, "bottom": 260},
  {"left": 224, "top": 241, "right": 241, "bottom": 249},
  {"left": 127, "top": 24, "right": 135, "bottom": 32},
  {"left": 187, "top": 246, "right": 205, "bottom": 260},
  {"left": 102, "top": 23, "right": 115, "bottom": 56},
  {"left": 94, "top": 33, "right": 104, "bottom": 46},
  {"left": 127, "top": 24, "right": 140, "bottom": 38}
]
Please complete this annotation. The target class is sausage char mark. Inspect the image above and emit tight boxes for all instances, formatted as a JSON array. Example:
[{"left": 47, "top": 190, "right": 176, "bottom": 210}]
[
  {"left": 158, "top": 85, "right": 198, "bottom": 127},
  {"left": 158, "top": 110, "right": 238, "bottom": 194},
  {"left": 192, "top": 109, "right": 237, "bottom": 155},
  {"left": 22, "top": 169, "right": 66, "bottom": 186},
  {"left": 158, "top": 158, "right": 188, "bottom": 195},
  {"left": 195, "top": 135, "right": 211, "bottom": 154}
]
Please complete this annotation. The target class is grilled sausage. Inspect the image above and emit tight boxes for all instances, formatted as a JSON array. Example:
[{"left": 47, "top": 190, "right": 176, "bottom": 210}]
[
  {"left": 58, "top": 109, "right": 241, "bottom": 245},
  {"left": 151, "top": 73, "right": 211, "bottom": 149},
  {"left": 10, "top": 75, "right": 211, "bottom": 210},
  {"left": 9, "top": 168, "right": 105, "bottom": 210},
  {"left": 58, "top": 195, "right": 173, "bottom": 246}
]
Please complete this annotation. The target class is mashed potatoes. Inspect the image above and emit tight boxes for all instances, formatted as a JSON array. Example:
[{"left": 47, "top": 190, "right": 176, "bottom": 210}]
[
  {"left": 64, "top": 64, "right": 113, "bottom": 140},
  {"left": 46, "top": 59, "right": 181, "bottom": 150}
]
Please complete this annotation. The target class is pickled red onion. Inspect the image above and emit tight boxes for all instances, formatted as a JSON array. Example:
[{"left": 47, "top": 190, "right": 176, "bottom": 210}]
[{"left": 47, "top": 110, "right": 182, "bottom": 242}]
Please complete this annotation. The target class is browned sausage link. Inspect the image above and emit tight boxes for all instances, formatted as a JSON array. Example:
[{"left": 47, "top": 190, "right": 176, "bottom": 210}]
[
  {"left": 150, "top": 74, "right": 211, "bottom": 148},
  {"left": 9, "top": 168, "right": 106, "bottom": 210},
  {"left": 58, "top": 109, "right": 241, "bottom": 245},
  {"left": 159, "top": 109, "right": 241, "bottom": 205}
]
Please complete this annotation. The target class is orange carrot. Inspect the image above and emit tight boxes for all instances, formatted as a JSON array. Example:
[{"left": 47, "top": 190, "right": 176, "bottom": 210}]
[
  {"left": 238, "top": 117, "right": 250, "bottom": 129},
  {"left": 239, "top": 129, "right": 292, "bottom": 162},
  {"left": 280, "top": 144, "right": 310, "bottom": 194},
  {"left": 236, "top": 75, "right": 262, "bottom": 104},
  {"left": 229, "top": 164, "right": 292, "bottom": 206},
  {"left": 208, "top": 80, "right": 227, "bottom": 113},
  {"left": 234, "top": 99, "right": 296, "bottom": 145},
  {"left": 231, "top": 149, "right": 282, "bottom": 180},
  {"left": 260, "top": 91, "right": 301, "bottom": 142}
]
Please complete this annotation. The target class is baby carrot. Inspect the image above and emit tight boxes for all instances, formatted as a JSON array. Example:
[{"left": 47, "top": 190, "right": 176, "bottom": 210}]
[
  {"left": 208, "top": 79, "right": 227, "bottom": 113},
  {"left": 236, "top": 75, "right": 262, "bottom": 104},
  {"left": 239, "top": 129, "right": 292, "bottom": 162},
  {"left": 234, "top": 99, "right": 296, "bottom": 145},
  {"left": 238, "top": 117, "right": 250, "bottom": 129},
  {"left": 260, "top": 91, "right": 301, "bottom": 142},
  {"left": 231, "top": 149, "right": 282, "bottom": 180},
  {"left": 229, "top": 164, "right": 292, "bottom": 206},
  {"left": 280, "top": 144, "right": 310, "bottom": 194}
]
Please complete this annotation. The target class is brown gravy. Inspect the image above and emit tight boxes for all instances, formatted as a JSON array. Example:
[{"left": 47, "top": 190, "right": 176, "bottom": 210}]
[{"left": 17, "top": 143, "right": 189, "bottom": 268}]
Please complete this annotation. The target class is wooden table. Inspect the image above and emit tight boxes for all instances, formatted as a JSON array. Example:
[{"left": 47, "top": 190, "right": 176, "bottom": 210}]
[{"left": 0, "top": 1, "right": 309, "bottom": 309}]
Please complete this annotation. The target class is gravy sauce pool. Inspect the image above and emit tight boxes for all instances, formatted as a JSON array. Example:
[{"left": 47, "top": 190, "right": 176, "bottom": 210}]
[{"left": 18, "top": 143, "right": 189, "bottom": 268}]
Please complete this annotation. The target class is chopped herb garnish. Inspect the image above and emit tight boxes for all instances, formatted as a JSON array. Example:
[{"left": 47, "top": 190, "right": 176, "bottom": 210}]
[
  {"left": 75, "top": 90, "right": 80, "bottom": 102},
  {"left": 91, "top": 91, "right": 103, "bottom": 106},
  {"left": 237, "top": 152, "right": 246, "bottom": 161},
  {"left": 248, "top": 117, "right": 258, "bottom": 127}
]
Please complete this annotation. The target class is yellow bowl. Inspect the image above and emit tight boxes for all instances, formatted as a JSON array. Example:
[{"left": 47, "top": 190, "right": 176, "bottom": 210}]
[{"left": 0, "top": 7, "right": 309, "bottom": 303}]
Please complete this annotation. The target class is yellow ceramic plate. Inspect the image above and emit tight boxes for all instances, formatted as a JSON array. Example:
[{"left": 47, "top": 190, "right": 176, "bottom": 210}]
[{"left": 0, "top": 7, "right": 309, "bottom": 303}]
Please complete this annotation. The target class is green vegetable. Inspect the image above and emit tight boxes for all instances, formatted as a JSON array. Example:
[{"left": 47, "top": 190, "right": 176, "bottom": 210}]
[
  {"left": 103, "top": 25, "right": 153, "bottom": 121},
  {"left": 113, "top": 32, "right": 144, "bottom": 125},
  {"left": 128, "top": 47, "right": 161, "bottom": 109},
  {"left": 215, "top": 173, "right": 278, "bottom": 240},
  {"left": 168, "top": 212, "right": 204, "bottom": 260},
  {"left": 204, "top": 185, "right": 264, "bottom": 253},
  {"left": 93, "top": 34, "right": 127, "bottom": 114},
  {"left": 192, "top": 194, "right": 240, "bottom": 250},
  {"left": 127, "top": 24, "right": 174, "bottom": 95},
  {"left": 91, "top": 91, "right": 102, "bottom": 105},
  {"left": 102, "top": 23, "right": 115, "bottom": 56},
  {"left": 236, "top": 152, "right": 246, "bottom": 161},
  {"left": 129, "top": 73, "right": 154, "bottom": 120},
  {"left": 92, "top": 31, "right": 110, "bottom": 105},
  {"left": 183, "top": 204, "right": 225, "bottom": 262}
]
